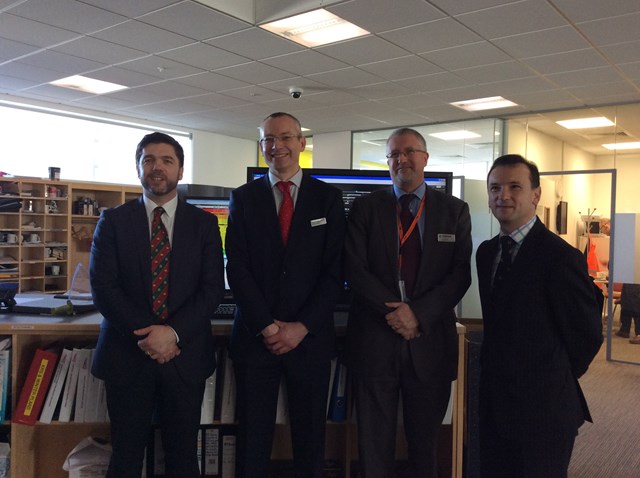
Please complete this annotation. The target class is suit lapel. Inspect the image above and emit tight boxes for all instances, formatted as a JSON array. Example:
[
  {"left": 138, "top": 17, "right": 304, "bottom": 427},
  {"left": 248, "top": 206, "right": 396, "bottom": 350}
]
[
  {"left": 131, "top": 197, "right": 153, "bottom": 307},
  {"left": 378, "top": 188, "right": 401, "bottom": 276}
]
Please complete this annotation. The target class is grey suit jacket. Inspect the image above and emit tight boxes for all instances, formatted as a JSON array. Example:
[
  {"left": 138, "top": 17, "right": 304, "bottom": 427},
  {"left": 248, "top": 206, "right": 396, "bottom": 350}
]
[{"left": 345, "top": 186, "right": 472, "bottom": 382}]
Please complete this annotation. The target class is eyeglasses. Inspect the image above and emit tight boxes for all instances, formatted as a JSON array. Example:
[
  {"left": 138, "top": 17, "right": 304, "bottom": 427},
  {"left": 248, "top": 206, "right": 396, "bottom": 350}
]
[
  {"left": 386, "top": 148, "right": 427, "bottom": 160},
  {"left": 259, "top": 134, "right": 301, "bottom": 146}
]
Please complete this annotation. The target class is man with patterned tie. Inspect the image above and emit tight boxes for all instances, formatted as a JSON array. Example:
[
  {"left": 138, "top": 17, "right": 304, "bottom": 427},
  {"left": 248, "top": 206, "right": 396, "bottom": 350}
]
[
  {"left": 90, "top": 132, "right": 225, "bottom": 478},
  {"left": 476, "top": 154, "right": 602, "bottom": 477},
  {"left": 226, "top": 112, "right": 346, "bottom": 477},
  {"left": 344, "top": 128, "right": 472, "bottom": 478}
]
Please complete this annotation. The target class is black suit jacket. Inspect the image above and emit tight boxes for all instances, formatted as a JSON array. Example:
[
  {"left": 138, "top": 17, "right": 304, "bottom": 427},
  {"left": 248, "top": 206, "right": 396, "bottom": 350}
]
[
  {"left": 345, "top": 187, "right": 472, "bottom": 382},
  {"left": 225, "top": 173, "right": 346, "bottom": 362},
  {"left": 90, "top": 196, "right": 224, "bottom": 386},
  {"left": 476, "top": 218, "right": 603, "bottom": 439}
]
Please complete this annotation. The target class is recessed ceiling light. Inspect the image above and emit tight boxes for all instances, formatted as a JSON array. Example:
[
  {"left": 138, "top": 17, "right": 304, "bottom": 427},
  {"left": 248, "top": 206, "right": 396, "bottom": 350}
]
[
  {"left": 429, "top": 130, "right": 481, "bottom": 140},
  {"left": 556, "top": 117, "right": 615, "bottom": 129},
  {"left": 602, "top": 141, "right": 640, "bottom": 150},
  {"left": 450, "top": 96, "right": 518, "bottom": 112},
  {"left": 50, "top": 75, "right": 128, "bottom": 95},
  {"left": 260, "top": 8, "right": 369, "bottom": 47}
]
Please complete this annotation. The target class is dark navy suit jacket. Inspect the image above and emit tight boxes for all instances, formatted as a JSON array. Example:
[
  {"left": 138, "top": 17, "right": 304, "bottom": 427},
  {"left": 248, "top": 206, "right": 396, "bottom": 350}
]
[
  {"left": 225, "top": 173, "right": 346, "bottom": 363},
  {"left": 90, "top": 196, "right": 224, "bottom": 386},
  {"left": 476, "top": 217, "right": 603, "bottom": 440}
]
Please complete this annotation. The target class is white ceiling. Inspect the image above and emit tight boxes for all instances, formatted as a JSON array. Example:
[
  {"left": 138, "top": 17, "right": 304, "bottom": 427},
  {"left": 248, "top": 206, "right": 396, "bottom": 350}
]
[{"left": 1, "top": 0, "right": 640, "bottom": 151}]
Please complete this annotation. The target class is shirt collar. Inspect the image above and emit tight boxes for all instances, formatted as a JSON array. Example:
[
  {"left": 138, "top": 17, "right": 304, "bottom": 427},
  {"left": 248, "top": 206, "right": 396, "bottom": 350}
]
[
  {"left": 502, "top": 214, "right": 537, "bottom": 245},
  {"left": 393, "top": 181, "right": 426, "bottom": 201},
  {"left": 143, "top": 194, "right": 178, "bottom": 219},
  {"left": 268, "top": 168, "right": 302, "bottom": 190}
]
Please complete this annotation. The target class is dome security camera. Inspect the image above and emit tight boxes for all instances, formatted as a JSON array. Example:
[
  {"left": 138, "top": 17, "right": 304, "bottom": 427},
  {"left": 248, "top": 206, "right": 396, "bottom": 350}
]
[{"left": 289, "top": 87, "right": 303, "bottom": 99}]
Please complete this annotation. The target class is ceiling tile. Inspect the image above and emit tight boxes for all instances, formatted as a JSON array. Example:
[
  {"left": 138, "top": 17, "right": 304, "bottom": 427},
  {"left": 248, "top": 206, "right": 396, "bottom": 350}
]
[
  {"left": 454, "top": 61, "right": 536, "bottom": 84},
  {"left": 261, "top": 50, "right": 349, "bottom": 76},
  {"left": 0, "top": 61, "right": 67, "bottom": 84},
  {"left": 550, "top": 0, "right": 640, "bottom": 23},
  {"left": 421, "top": 41, "right": 511, "bottom": 70},
  {"left": 205, "top": 28, "right": 303, "bottom": 60},
  {"left": 8, "top": 0, "right": 126, "bottom": 34},
  {"left": 0, "top": 13, "right": 80, "bottom": 48},
  {"left": 139, "top": 2, "right": 249, "bottom": 41},
  {"left": 380, "top": 18, "right": 481, "bottom": 54},
  {"left": 118, "top": 56, "right": 205, "bottom": 80},
  {"left": 308, "top": 67, "right": 386, "bottom": 89},
  {"left": 18, "top": 50, "right": 105, "bottom": 76},
  {"left": 427, "top": 0, "right": 522, "bottom": 16},
  {"left": 0, "top": 38, "right": 40, "bottom": 62},
  {"left": 157, "top": 43, "right": 248, "bottom": 70},
  {"left": 456, "top": 0, "right": 566, "bottom": 39},
  {"left": 547, "top": 66, "right": 628, "bottom": 88},
  {"left": 396, "top": 72, "right": 471, "bottom": 93},
  {"left": 79, "top": 0, "right": 182, "bottom": 18},
  {"left": 175, "top": 71, "right": 250, "bottom": 92},
  {"left": 578, "top": 12, "right": 640, "bottom": 46},
  {"left": 91, "top": 20, "right": 193, "bottom": 53},
  {"left": 86, "top": 66, "right": 163, "bottom": 87},
  {"left": 492, "top": 27, "right": 591, "bottom": 59},
  {"left": 329, "top": 0, "right": 444, "bottom": 33},
  {"left": 523, "top": 49, "right": 608, "bottom": 75},
  {"left": 214, "top": 62, "right": 296, "bottom": 84},
  {"left": 52, "top": 37, "right": 147, "bottom": 65},
  {"left": 358, "top": 56, "right": 442, "bottom": 81},
  {"left": 600, "top": 40, "right": 640, "bottom": 64},
  {"left": 317, "top": 36, "right": 411, "bottom": 66}
]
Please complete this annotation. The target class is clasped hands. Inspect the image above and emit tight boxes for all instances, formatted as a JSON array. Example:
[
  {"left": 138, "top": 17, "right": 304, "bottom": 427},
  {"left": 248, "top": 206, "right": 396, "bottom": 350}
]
[
  {"left": 136, "top": 325, "right": 181, "bottom": 364},
  {"left": 385, "top": 302, "right": 421, "bottom": 340},
  {"left": 262, "top": 320, "right": 308, "bottom": 355}
]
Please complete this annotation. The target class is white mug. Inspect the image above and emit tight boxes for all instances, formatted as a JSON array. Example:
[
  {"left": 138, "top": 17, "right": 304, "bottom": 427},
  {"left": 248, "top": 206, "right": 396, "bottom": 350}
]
[
  {"left": 51, "top": 265, "right": 60, "bottom": 276},
  {"left": 29, "top": 233, "right": 41, "bottom": 243},
  {"left": 6, "top": 233, "right": 17, "bottom": 244}
]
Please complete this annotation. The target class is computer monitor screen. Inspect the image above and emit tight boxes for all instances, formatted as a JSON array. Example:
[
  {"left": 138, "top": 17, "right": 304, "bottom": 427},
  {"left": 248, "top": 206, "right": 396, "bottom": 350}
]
[
  {"left": 246, "top": 167, "right": 453, "bottom": 216},
  {"left": 185, "top": 197, "right": 231, "bottom": 293}
]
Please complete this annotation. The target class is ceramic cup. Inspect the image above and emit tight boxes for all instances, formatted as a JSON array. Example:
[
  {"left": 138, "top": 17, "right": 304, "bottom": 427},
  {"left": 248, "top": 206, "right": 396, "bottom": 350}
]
[
  {"left": 51, "top": 265, "right": 60, "bottom": 276},
  {"left": 6, "top": 233, "right": 17, "bottom": 244},
  {"left": 29, "top": 233, "right": 41, "bottom": 243}
]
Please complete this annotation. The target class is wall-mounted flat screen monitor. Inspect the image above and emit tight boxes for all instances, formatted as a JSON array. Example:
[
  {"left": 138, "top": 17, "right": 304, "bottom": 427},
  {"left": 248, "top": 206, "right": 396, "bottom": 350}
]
[{"left": 246, "top": 167, "right": 453, "bottom": 216}]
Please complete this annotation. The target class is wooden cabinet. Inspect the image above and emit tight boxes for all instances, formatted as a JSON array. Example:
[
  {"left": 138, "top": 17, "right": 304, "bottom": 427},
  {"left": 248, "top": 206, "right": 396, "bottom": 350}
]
[{"left": 0, "top": 177, "right": 140, "bottom": 293}]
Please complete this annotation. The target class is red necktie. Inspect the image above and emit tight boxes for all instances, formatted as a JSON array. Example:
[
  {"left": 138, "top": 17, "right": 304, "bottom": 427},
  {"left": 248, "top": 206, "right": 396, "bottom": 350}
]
[
  {"left": 151, "top": 207, "right": 170, "bottom": 320},
  {"left": 277, "top": 181, "right": 294, "bottom": 245},
  {"left": 399, "top": 194, "right": 421, "bottom": 299}
]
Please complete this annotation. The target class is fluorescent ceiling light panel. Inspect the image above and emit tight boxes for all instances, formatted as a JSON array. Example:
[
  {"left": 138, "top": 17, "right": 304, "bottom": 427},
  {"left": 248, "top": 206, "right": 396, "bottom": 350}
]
[
  {"left": 556, "top": 117, "right": 615, "bottom": 129},
  {"left": 429, "top": 130, "right": 481, "bottom": 141},
  {"left": 451, "top": 96, "right": 518, "bottom": 112},
  {"left": 602, "top": 141, "right": 640, "bottom": 150},
  {"left": 50, "top": 75, "right": 128, "bottom": 95},
  {"left": 260, "top": 9, "right": 369, "bottom": 47}
]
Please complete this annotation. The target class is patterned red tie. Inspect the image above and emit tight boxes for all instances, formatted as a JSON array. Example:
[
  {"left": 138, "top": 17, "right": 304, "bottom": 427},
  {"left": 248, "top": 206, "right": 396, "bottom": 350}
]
[
  {"left": 277, "top": 181, "right": 294, "bottom": 245},
  {"left": 151, "top": 207, "right": 170, "bottom": 320}
]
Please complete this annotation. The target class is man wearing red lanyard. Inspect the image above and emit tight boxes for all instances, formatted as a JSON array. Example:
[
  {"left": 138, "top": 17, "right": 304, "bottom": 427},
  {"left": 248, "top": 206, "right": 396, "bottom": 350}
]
[{"left": 345, "top": 128, "right": 472, "bottom": 478}]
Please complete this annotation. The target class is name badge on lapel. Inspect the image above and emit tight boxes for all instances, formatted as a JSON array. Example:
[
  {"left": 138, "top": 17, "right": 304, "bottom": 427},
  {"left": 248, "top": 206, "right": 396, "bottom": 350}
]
[
  {"left": 310, "top": 217, "right": 327, "bottom": 227},
  {"left": 438, "top": 234, "right": 455, "bottom": 242}
]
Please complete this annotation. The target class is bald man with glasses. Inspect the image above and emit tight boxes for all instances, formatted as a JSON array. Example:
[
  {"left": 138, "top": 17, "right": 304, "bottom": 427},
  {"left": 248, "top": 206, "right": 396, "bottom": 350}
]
[{"left": 344, "top": 127, "right": 472, "bottom": 478}]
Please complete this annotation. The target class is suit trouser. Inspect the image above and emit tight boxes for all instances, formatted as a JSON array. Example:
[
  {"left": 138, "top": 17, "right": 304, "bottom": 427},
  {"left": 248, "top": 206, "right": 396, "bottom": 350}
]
[
  {"left": 479, "top": 408, "right": 577, "bottom": 478},
  {"left": 104, "top": 361, "right": 205, "bottom": 478},
  {"left": 234, "top": 351, "right": 331, "bottom": 478},
  {"left": 353, "top": 342, "right": 452, "bottom": 478}
]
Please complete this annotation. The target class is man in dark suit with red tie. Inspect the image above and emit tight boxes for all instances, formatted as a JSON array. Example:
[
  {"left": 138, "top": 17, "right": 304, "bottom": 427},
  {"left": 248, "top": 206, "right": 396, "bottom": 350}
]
[
  {"left": 476, "top": 154, "right": 603, "bottom": 477},
  {"left": 225, "top": 112, "right": 346, "bottom": 478},
  {"left": 90, "top": 132, "right": 225, "bottom": 478},
  {"left": 344, "top": 128, "right": 472, "bottom": 478}
]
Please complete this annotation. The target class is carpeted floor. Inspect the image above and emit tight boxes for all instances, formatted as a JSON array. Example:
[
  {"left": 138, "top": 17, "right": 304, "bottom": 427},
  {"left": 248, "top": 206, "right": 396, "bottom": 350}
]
[{"left": 569, "top": 338, "right": 640, "bottom": 478}]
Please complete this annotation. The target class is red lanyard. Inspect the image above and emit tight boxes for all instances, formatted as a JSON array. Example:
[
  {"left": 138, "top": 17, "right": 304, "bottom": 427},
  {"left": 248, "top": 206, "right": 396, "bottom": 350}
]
[{"left": 397, "top": 194, "right": 425, "bottom": 270}]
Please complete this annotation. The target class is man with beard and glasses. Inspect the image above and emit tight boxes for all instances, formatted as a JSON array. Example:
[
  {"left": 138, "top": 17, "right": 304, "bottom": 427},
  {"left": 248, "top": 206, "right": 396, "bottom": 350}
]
[
  {"left": 226, "top": 112, "right": 346, "bottom": 477},
  {"left": 90, "top": 132, "right": 225, "bottom": 477},
  {"left": 344, "top": 127, "right": 472, "bottom": 477}
]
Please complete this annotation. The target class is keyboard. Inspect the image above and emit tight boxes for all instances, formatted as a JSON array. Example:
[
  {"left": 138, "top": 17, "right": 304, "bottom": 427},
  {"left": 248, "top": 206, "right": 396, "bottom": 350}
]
[{"left": 214, "top": 303, "right": 236, "bottom": 319}]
